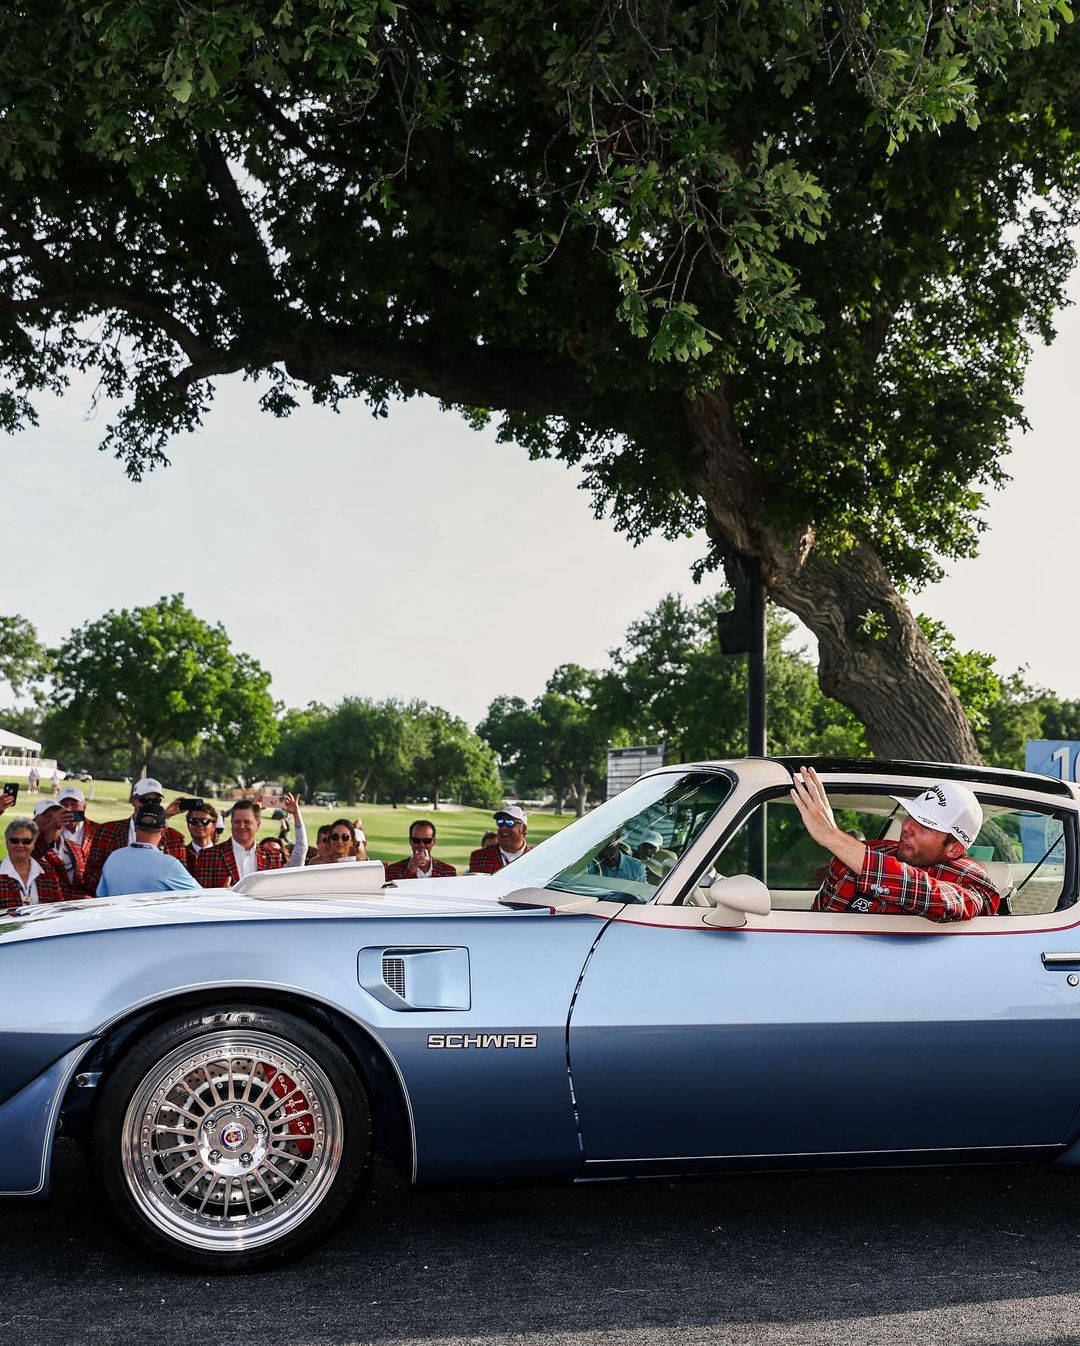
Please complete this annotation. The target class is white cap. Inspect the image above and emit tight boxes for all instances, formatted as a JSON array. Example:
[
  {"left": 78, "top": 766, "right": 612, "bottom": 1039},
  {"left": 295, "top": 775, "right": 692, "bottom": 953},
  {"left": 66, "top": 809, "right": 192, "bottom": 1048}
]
[
  {"left": 892, "top": 782, "right": 983, "bottom": 848},
  {"left": 495, "top": 805, "right": 527, "bottom": 825},
  {"left": 58, "top": 786, "right": 85, "bottom": 804},
  {"left": 33, "top": 799, "right": 62, "bottom": 818},
  {"left": 354, "top": 826, "right": 366, "bottom": 845},
  {"left": 639, "top": 830, "right": 664, "bottom": 849},
  {"left": 132, "top": 778, "right": 164, "bottom": 798}
]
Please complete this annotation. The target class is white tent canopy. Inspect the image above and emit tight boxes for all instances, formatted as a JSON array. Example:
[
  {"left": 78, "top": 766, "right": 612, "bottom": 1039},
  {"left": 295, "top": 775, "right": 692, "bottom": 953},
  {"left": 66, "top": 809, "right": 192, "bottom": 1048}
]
[{"left": 0, "top": 727, "right": 41, "bottom": 753}]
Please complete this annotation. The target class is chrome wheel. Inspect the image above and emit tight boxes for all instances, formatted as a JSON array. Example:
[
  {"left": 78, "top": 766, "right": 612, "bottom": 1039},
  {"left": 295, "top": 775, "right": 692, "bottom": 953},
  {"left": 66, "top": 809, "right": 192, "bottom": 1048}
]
[{"left": 120, "top": 1029, "right": 344, "bottom": 1253}]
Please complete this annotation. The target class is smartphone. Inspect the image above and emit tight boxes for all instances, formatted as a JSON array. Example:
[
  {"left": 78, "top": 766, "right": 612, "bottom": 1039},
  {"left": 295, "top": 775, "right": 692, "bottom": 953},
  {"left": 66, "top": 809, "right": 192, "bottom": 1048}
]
[
  {"left": 2, "top": 783, "right": 18, "bottom": 803},
  {"left": 177, "top": 797, "right": 205, "bottom": 812}
]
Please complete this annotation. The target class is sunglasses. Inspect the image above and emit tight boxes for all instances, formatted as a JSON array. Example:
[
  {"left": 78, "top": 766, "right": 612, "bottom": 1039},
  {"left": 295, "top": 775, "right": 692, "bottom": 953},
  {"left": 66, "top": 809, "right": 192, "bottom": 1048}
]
[
  {"left": 411, "top": 836, "right": 435, "bottom": 847},
  {"left": 330, "top": 832, "right": 353, "bottom": 842},
  {"left": 8, "top": 837, "right": 33, "bottom": 846},
  {"left": 189, "top": 817, "right": 214, "bottom": 827},
  {"left": 494, "top": 817, "right": 519, "bottom": 827}
]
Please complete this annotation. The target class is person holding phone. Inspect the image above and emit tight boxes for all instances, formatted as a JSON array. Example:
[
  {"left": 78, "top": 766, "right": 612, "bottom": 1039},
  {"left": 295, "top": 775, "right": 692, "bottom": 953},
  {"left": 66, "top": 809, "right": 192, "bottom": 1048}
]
[
  {"left": 384, "top": 820, "right": 456, "bottom": 881},
  {"left": 0, "top": 784, "right": 18, "bottom": 817}
]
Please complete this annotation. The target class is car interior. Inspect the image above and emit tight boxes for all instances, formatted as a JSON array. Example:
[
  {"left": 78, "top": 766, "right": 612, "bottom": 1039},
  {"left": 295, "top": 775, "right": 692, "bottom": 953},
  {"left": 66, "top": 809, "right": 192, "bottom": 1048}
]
[{"left": 701, "top": 790, "right": 1072, "bottom": 916}]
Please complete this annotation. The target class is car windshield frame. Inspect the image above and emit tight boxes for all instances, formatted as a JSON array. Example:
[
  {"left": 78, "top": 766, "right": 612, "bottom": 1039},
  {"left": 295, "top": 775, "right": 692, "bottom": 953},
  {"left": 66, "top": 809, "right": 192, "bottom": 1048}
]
[{"left": 500, "top": 768, "right": 736, "bottom": 906}]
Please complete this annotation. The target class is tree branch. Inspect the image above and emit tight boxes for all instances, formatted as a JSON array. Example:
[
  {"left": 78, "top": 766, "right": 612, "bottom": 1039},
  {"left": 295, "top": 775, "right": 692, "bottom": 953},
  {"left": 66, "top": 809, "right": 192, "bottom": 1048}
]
[{"left": 194, "top": 132, "right": 278, "bottom": 293}]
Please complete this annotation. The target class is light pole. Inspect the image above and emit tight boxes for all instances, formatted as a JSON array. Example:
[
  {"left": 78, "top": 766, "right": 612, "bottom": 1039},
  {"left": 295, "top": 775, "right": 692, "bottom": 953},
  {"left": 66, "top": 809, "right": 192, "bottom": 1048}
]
[{"left": 717, "top": 554, "right": 767, "bottom": 879}]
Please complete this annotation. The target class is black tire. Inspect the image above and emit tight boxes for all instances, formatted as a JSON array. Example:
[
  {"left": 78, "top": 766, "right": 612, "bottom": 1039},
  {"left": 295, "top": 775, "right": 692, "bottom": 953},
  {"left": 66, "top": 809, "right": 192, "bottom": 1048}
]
[{"left": 88, "top": 1005, "right": 373, "bottom": 1272}]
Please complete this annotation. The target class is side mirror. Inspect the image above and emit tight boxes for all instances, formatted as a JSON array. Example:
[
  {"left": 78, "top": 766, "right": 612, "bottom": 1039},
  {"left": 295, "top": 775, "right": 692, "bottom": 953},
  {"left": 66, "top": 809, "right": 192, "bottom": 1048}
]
[{"left": 702, "top": 874, "right": 771, "bottom": 927}]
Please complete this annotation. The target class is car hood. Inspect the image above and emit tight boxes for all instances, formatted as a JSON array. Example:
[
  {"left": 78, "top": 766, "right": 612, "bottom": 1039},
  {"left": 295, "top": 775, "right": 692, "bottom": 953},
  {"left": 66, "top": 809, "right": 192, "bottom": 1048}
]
[{"left": 0, "top": 874, "right": 552, "bottom": 944}]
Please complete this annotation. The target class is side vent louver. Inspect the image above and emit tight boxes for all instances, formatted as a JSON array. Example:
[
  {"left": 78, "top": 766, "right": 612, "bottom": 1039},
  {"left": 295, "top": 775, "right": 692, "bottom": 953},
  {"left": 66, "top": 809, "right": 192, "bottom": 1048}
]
[{"left": 382, "top": 955, "right": 406, "bottom": 999}]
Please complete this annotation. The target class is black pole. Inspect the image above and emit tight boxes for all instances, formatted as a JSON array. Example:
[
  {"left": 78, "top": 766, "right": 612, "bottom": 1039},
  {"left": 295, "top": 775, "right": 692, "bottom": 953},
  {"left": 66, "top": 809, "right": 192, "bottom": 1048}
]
[
  {"left": 717, "top": 554, "right": 768, "bottom": 880},
  {"left": 746, "top": 561, "right": 767, "bottom": 757},
  {"left": 745, "top": 561, "right": 767, "bottom": 880}
]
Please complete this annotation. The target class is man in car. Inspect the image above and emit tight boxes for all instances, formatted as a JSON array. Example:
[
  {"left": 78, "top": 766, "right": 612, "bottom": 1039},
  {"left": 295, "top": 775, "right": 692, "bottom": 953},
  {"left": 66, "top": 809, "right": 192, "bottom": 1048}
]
[
  {"left": 588, "top": 834, "right": 647, "bottom": 882},
  {"left": 791, "top": 766, "right": 999, "bottom": 921}
]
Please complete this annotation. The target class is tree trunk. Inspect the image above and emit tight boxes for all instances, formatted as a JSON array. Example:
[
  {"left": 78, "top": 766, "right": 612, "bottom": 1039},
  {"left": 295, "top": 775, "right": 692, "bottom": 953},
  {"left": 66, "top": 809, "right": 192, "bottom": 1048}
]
[
  {"left": 689, "top": 388, "right": 982, "bottom": 764},
  {"left": 345, "top": 770, "right": 357, "bottom": 806},
  {"left": 432, "top": 783, "right": 441, "bottom": 810},
  {"left": 127, "top": 731, "right": 151, "bottom": 782},
  {"left": 573, "top": 774, "right": 587, "bottom": 817}
]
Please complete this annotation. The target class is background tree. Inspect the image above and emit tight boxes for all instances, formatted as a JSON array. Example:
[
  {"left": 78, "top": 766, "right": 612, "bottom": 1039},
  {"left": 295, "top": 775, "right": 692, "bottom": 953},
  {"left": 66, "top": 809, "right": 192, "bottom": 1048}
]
[
  {"left": 1, "top": 4, "right": 1078, "bottom": 761},
  {"left": 414, "top": 707, "right": 500, "bottom": 810},
  {"left": 0, "top": 615, "right": 47, "bottom": 698},
  {"left": 43, "top": 595, "right": 278, "bottom": 779},
  {"left": 476, "top": 697, "right": 548, "bottom": 802},
  {"left": 273, "top": 697, "right": 410, "bottom": 806},
  {"left": 604, "top": 594, "right": 868, "bottom": 761}
]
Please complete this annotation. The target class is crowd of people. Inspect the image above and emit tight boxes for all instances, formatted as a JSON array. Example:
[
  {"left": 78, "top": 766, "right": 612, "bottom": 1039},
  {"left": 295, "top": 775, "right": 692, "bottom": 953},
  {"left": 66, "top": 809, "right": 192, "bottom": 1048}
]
[{"left": 0, "top": 778, "right": 534, "bottom": 910}]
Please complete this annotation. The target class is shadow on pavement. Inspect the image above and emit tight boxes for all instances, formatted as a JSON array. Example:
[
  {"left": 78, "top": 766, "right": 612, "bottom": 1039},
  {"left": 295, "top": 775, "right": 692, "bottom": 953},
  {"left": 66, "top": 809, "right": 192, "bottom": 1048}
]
[{"left": 4, "top": 1140, "right": 1080, "bottom": 1345}]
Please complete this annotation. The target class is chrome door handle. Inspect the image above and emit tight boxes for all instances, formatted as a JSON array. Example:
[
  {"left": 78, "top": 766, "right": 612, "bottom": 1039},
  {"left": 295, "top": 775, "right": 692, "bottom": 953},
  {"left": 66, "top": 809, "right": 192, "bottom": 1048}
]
[{"left": 1041, "top": 952, "right": 1080, "bottom": 969}]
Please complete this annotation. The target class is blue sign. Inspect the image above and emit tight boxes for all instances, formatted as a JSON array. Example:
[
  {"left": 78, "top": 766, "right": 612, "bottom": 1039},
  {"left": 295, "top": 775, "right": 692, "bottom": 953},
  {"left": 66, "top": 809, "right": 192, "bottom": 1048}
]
[
  {"left": 1026, "top": 740, "right": 1080, "bottom": 783},
  {"left": 1022, "top": 741, "right": 1075, "bottom": 863}
]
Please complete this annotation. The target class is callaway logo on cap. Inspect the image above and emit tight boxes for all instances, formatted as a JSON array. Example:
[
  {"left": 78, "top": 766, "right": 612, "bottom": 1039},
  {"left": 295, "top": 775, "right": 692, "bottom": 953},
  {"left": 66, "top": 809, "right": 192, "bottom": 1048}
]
[{"left": 891, "top": 782, "right": 983, "bottom": 848}]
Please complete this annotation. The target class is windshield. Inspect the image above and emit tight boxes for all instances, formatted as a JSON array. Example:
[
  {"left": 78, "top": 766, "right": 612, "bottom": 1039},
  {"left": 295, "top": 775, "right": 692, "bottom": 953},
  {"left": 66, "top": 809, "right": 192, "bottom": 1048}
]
[{"left": 503, "top": 770, "right": 734, "bottom": 905}]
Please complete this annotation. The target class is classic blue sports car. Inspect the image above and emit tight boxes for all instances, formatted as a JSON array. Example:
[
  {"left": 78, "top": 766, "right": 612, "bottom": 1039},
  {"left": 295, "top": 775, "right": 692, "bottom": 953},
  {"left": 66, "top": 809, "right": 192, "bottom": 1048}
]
[{"left": 3, "top": 756, "right": 1079, "bottom": 1271}]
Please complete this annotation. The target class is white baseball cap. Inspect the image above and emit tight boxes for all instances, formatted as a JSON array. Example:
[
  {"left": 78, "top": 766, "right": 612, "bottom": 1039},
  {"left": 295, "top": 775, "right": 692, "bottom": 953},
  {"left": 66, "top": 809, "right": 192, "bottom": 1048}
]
[
  {"left": 892, "top": 782, "right": 983, "bottom": 848},
  {"left": 639, "top": 830, "right": 664, "bottom": 849},
  {"left": 495, "top": 805, "right": 527, "bottom": 825},
  {"left": 131, "top": 778, "right": 164, "bottom": 798},
  {"left": 58, "top": 786, "right": 85, "bottom": 804},
  {"left": 33, "top": 798, "right": 63, "bottom": 818}
]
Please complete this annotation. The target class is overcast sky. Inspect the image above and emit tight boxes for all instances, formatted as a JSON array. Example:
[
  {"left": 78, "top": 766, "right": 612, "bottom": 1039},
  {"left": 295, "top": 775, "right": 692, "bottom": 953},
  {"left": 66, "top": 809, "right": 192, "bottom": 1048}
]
[{"left": 5, "top": 261, "right": 1079, "bottom": 727}]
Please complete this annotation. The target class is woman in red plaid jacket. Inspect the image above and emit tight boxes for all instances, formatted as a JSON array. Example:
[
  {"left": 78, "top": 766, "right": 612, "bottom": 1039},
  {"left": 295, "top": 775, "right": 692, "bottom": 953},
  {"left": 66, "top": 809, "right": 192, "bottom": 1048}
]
[{"left": 1, "top": 816, "right": 64, "bottom": 913}]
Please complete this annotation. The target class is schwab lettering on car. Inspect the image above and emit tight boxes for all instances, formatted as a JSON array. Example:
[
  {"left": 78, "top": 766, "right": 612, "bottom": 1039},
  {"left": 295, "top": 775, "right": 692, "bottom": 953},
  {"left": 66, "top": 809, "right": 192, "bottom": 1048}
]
[{"left": 2, "top": 756, "right": 1079, "bottom": 1272}]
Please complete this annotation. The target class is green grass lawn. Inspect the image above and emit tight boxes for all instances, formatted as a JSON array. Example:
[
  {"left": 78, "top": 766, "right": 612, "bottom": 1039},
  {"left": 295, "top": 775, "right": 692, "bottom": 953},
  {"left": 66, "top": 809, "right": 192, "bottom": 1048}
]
[{"left": 0, "top": 778, "right": 577, "bottom": 872}]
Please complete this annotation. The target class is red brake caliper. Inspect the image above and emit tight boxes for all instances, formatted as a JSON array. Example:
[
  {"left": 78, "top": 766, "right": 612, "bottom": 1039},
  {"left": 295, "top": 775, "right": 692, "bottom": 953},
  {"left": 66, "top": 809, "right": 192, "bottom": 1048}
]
[{"left": 262, "top": 1066, "right": 314, "bottom": 1157}]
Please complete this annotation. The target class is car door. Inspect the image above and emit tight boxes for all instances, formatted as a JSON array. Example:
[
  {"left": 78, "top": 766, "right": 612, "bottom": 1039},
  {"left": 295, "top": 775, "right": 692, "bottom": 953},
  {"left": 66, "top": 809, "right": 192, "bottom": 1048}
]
[{"left": 567, "top": 779, "right": 1080, "bottom": 1173}]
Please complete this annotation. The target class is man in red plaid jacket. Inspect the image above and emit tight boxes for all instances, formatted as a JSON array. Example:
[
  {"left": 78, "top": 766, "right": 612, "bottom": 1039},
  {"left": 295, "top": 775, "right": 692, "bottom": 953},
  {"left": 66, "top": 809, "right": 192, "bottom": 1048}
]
[
  {"left": 194, "top": 799, "right": 286, "bottom": 887},
  {"left": 468, "top": 806, "right": 532, "bottom": 874},
  {"left": 83, "top": 778, "right": 188, "bottom": 895},
  {"left": 384, "top": 819, "right": 457, "bottom": 881},
  {"left": 791, "top": 767, "right": 999, "bottom": 922}
]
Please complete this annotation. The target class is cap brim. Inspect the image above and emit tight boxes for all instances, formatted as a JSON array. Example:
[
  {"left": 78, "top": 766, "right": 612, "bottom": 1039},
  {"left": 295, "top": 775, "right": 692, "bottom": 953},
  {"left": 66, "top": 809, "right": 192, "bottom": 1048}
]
[{"left": 891, "top": 795, "right": 953, "bottom": 836}]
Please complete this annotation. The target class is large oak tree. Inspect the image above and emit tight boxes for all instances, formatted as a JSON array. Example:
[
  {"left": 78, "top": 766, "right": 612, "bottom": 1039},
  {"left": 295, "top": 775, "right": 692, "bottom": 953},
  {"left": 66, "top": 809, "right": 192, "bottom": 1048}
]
[{"left": 3, "top": 2, "right": 1079, "bottom": 759}]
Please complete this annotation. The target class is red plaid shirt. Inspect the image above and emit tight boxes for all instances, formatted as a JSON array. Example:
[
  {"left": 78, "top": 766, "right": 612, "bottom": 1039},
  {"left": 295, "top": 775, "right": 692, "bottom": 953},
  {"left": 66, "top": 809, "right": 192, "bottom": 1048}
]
[
  {"left": 194, "top": 840, "right": 286, "bottom": 888},
  {"left": 468, "top": 843, "right": 532, "bottom": 874},
  {"left": 812, "top": 839, "right": 999, "bottom": 922},
  {"left": 384, "top": 857, "right": 457, "bottom": 881},
  {"left": 83, "top": 817, "right": 188, "bottom": 895},
  {"left": 1, "top": 864, "right": 64, "bottom": 913}
]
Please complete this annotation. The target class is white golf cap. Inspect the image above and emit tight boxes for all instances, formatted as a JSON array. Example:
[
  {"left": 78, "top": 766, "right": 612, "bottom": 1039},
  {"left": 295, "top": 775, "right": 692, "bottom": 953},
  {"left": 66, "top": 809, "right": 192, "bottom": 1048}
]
[
  {"left": 640, "top": 830, "right": 664, "bottom": 849},
  {"left": 58, "top": 786, "right": 85, "bottom": 804},
  {"left": 892, "top": 782, "right": 983, "bottom": 849},
  {"left": 495, "top": 805, "right": 527, "bottom": 824},
  {"left": 33, "top": 798, "right": 62, "bottom": 818},
  {"left": 132, "top": 778, "right": 165, "bottom": 798}
]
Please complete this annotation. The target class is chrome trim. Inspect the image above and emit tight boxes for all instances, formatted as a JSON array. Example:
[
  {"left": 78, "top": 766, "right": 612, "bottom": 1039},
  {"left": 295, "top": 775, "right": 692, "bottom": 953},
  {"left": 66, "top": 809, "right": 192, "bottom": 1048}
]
[
  {"left": 1041, "top": 953, "right": 1080, "bottom": 967},
  {"left": 584, "top": 1141, "right": 1058, "bottom": 1164}
]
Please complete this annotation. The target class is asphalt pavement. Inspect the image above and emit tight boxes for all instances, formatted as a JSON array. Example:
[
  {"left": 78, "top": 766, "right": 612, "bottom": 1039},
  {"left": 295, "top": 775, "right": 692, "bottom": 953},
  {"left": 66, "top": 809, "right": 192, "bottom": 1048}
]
[{"left": 5, "top": 1141, "right": 1080, "bottom": 1346}]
